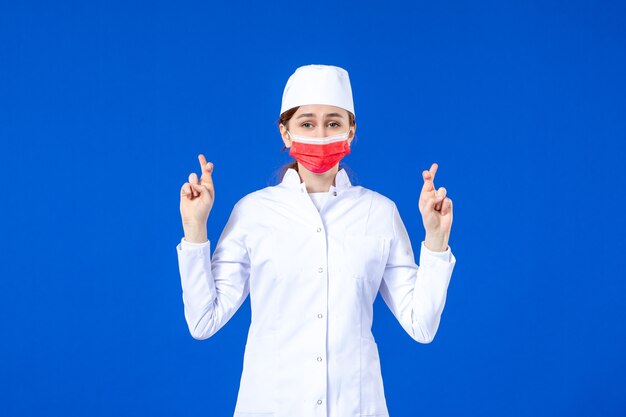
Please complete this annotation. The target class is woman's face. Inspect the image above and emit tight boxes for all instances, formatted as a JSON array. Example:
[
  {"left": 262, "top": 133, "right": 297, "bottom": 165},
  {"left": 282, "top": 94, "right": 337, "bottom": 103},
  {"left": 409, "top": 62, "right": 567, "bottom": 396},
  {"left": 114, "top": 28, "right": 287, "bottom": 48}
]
[{"left": 280, "top": 104, "right": 355, "bottom": 149}]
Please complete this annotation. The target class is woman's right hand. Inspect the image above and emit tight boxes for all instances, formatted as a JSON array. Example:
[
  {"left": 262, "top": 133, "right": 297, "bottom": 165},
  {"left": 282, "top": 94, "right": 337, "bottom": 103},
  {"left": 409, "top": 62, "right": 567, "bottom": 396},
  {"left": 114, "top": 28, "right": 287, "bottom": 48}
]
[{"left": 180, "top": 154, "right": 215, "bottom": 230}]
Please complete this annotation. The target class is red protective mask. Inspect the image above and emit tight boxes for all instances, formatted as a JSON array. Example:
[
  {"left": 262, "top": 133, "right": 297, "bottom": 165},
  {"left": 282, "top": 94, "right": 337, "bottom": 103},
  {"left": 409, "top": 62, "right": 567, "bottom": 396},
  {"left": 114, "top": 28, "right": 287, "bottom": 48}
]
[{"left": 287, "top": 130, "right": 351, "bottom": 174}]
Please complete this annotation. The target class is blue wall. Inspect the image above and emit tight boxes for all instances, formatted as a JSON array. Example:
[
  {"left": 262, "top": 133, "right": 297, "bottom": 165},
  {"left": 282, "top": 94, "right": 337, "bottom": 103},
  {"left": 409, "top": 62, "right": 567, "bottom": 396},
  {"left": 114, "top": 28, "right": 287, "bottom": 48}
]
[{"left": 1, "top": 1, "right": 625, "bottom": 415}]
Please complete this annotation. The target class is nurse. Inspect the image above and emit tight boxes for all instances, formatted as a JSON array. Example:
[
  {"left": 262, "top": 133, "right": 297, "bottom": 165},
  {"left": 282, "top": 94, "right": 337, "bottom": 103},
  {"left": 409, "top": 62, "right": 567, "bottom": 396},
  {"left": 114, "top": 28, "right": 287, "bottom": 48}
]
[{"left": 177, "top": 64, "right": 456, "bottom": 417}]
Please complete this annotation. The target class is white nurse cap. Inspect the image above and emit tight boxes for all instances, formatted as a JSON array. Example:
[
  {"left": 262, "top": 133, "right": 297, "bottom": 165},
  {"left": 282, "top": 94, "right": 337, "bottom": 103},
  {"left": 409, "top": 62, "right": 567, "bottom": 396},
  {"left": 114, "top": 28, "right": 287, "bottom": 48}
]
[{"left": 280, "top": 64, "right": 355, "bottom": 117}]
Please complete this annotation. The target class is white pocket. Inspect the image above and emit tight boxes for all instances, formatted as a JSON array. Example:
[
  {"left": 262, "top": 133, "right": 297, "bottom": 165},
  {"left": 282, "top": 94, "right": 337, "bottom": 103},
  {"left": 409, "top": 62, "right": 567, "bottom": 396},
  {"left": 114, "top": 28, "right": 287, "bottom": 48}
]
[{"left": 343, "top": 234, "right": 389, "bottom": 282}]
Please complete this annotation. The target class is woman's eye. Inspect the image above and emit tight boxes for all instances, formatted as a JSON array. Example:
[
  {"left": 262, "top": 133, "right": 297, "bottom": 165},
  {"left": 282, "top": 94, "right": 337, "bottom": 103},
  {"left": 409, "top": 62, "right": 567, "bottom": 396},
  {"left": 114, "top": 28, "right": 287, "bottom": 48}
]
[{"left": 300, "top": 121, "right": 340, "bottom": 128}]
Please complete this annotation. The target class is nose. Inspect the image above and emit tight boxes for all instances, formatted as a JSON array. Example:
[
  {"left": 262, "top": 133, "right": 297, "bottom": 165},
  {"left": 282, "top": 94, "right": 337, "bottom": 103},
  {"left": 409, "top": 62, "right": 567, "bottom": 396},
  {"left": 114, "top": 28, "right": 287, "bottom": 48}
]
[{"left": 317, "top": 125, "right": 330, "bottom": 138}]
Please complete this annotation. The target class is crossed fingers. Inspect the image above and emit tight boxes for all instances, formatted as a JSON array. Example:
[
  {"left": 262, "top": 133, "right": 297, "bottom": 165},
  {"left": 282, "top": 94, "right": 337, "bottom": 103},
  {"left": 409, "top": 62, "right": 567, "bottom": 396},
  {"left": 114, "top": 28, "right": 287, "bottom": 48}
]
[
  {"left": 181, "top": 154, "right": 214, "bottom": 198},
  {"left": 421, "top": 162, "right": 450, "bottom": 211}
]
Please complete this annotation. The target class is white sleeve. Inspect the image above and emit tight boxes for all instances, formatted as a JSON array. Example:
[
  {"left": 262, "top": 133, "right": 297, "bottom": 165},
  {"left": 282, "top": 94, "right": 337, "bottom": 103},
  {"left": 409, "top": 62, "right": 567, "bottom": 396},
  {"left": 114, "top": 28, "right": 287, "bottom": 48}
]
[
  {"left": 175, "top": 201, "right": 251, "bottom": 340},
  {"left": 379, "top": 203, "right": 456, "bottom": 343}
]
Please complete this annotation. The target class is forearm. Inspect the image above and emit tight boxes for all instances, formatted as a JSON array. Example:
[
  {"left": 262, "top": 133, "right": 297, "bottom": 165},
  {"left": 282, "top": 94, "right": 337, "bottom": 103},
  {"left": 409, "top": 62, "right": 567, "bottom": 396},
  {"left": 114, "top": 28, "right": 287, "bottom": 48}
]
[
  {"left": 183, "top": 222, "right": 208, "bottom": 244},
  {"left": 411, "top": 245, "right": 456, "bottom": 342},
  {"left": 177, "top": 239, "right": 219, "bottom": 339},
  {"left": 424, "top": 231, "right": 449, "bottom": 252}
]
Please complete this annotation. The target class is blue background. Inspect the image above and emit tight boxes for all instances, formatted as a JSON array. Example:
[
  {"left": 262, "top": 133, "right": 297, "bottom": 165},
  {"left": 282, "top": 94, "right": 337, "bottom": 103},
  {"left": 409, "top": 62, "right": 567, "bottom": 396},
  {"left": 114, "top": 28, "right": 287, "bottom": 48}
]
[{"left": 1, "top": 0, "right": 625, "bottom": 416}]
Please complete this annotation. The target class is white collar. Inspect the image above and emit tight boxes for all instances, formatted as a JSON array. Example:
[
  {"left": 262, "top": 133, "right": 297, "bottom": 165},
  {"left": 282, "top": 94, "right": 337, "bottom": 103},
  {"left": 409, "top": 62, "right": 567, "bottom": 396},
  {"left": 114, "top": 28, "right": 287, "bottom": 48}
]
[{"left": 281, "top": 167, "right": 352, "bottom": 193}]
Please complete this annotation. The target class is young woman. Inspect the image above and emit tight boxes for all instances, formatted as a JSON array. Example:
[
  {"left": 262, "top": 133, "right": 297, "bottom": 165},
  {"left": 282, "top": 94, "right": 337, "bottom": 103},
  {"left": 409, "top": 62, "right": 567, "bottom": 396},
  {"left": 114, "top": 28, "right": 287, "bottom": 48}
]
[{"left": 177, "top": 64, "right": 456, "bottom": 417}]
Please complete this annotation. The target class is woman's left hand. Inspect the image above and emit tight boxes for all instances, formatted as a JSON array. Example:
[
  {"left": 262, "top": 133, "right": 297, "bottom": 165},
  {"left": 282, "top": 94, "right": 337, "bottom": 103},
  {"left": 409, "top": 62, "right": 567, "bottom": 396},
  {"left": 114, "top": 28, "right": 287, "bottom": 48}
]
[{"left": 418, "top": 163, "right": 453, "bottom": 252}]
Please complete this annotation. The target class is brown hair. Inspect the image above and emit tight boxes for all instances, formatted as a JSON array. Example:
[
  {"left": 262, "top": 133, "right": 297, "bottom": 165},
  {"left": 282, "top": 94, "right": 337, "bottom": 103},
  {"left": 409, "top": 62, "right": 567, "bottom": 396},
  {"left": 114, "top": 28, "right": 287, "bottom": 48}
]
[{"left": 273, "top": 106, "right": 358, "bottom": 184}]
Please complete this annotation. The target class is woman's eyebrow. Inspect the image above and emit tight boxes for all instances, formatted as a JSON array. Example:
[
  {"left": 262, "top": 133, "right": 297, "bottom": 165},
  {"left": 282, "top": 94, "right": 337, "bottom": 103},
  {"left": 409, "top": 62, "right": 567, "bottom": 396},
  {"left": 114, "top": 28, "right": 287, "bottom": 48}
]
[{"left": 296, "top": 112, "right": 345, "bottom": 119}]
